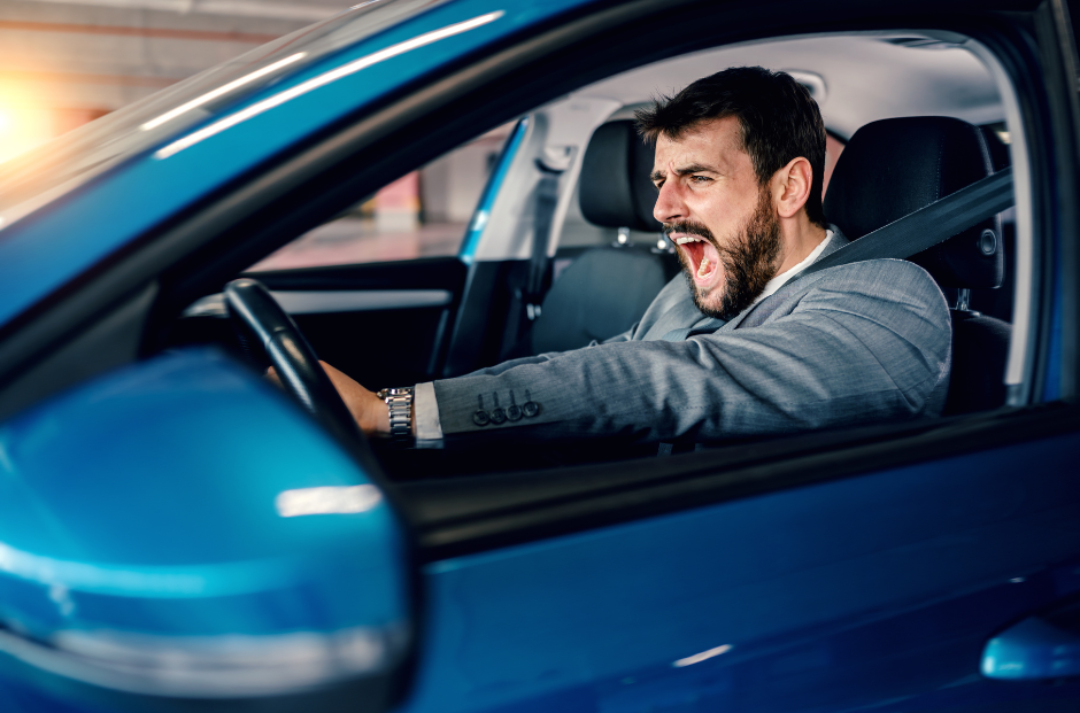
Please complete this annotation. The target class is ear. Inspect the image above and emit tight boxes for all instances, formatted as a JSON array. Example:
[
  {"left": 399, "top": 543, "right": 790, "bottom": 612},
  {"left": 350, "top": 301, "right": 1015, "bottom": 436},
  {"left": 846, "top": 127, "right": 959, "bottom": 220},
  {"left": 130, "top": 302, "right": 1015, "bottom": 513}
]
[{"left": 772, "top": 156, "right": 813, "bottom": 219}]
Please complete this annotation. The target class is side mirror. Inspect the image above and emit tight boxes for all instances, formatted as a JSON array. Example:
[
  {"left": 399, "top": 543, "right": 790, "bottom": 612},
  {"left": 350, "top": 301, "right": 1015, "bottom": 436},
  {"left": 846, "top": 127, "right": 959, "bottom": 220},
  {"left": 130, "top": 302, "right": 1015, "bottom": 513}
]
[{"left": 0, "top": 349, "right": 414, "bottom": 712}]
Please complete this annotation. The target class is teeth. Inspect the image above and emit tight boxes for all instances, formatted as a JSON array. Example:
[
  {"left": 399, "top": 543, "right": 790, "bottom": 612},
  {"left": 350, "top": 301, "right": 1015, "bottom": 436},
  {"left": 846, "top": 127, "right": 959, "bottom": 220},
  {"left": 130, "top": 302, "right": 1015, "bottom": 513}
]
[
  {"left": 674, "top": 236, "right": 704, "bottom": 245},
  {"left": 697, "top": 257, "right": 711, "bottom": 278}
]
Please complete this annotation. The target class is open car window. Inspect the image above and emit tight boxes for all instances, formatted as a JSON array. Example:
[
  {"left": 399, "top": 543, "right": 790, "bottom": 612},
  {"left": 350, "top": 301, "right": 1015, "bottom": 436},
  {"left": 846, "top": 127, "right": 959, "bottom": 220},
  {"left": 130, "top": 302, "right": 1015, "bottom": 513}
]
[{"left": 166, "top": 28, "right": 1032, "bottom": 486}]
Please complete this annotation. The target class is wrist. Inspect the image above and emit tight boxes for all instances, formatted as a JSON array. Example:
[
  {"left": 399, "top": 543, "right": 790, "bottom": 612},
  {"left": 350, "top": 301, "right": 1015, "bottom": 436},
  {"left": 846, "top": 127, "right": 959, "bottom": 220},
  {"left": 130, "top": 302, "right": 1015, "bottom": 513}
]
[{"left": 376, "top": 387, "right": 414, "bottom": 439}]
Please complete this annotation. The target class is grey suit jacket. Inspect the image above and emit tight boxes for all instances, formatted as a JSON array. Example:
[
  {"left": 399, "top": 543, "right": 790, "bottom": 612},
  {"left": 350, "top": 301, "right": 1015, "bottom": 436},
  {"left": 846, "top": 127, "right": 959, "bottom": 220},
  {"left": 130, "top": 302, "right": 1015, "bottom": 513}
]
[{"left": 432, "top": 233, "right": 952, "bottom": 443}]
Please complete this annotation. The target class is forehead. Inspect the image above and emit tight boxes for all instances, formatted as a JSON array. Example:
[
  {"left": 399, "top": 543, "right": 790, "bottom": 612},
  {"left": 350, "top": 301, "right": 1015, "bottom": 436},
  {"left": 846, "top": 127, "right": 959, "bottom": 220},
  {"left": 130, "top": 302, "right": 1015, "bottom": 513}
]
[{"left": 654, "top": 116, "right": 748, "bottom": 171}]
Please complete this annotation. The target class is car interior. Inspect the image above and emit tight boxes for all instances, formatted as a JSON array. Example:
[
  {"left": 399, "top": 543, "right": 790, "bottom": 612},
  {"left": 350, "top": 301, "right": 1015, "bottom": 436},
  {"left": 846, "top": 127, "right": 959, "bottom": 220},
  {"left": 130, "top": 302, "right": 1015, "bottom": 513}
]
[{"left": 152, "top": 28, "right": 1025, "bottom": 534}]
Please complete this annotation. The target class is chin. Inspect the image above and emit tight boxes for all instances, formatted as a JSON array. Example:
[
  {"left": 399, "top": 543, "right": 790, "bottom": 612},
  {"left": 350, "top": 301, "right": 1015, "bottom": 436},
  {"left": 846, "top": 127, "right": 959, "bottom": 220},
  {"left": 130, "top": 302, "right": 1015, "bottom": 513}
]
[{"left": 691, "top": 282, "right": 736, "bottom": 321}]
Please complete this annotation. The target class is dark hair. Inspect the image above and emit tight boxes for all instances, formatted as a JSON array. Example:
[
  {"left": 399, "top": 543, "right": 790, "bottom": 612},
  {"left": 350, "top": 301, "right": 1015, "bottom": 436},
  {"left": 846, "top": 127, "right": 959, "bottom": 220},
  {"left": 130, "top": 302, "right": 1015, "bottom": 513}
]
[{"left": 636, "top": 66, "right": 827, "bottom": 228}]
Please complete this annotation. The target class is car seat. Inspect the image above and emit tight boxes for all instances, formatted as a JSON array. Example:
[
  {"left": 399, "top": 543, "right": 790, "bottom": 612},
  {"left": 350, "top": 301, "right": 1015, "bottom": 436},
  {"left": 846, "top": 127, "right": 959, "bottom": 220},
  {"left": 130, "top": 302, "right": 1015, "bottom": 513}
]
[
  {"left": 528, "top": 120, "right": 672, "bottom": 354},
  {"left": 823, "top": 116, "right": 1010, "bottom": 415}
]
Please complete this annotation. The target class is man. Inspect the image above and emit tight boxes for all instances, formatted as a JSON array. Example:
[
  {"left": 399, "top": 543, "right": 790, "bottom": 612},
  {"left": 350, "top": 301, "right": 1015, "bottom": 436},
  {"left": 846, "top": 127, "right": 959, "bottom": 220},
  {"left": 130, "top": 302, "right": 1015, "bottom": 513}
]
[{"left": 320, "top": 67, "right": 952, "bottom": 445}]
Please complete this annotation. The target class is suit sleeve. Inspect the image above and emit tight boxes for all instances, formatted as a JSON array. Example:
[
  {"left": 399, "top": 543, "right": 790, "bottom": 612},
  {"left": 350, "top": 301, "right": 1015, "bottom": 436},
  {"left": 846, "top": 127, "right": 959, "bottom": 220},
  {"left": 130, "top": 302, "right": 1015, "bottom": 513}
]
[{"left": 431, "top": 261, "right": 951, "bottom": 443}]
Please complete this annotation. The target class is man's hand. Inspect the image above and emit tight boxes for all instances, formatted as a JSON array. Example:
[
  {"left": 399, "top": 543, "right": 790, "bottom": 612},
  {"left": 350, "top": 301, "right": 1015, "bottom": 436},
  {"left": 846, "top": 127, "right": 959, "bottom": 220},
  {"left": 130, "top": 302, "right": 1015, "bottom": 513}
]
[{"left": 266, "top": 361, "right": 391, "bottom": 436}]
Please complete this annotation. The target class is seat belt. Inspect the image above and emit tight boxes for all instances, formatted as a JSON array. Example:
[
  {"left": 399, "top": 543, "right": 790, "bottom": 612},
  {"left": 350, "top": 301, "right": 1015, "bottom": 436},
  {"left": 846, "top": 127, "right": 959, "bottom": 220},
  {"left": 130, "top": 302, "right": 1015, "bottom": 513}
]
[
  {"left": 523, "top": 160, "right": 563, "bottom": 321},
  {"left": 796, "top": 166, "right": 1013, "bottom": 279},
  {"left": 499, "top": 155, "right": 570, "bottom": 360}
]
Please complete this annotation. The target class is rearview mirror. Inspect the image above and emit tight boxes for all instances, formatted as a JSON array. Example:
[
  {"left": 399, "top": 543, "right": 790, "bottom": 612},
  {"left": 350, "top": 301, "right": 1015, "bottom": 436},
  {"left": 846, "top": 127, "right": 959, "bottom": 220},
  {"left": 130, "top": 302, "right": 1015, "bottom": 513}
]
[{"left": 0, "top": 349, "right": 413, "bottom": 713}]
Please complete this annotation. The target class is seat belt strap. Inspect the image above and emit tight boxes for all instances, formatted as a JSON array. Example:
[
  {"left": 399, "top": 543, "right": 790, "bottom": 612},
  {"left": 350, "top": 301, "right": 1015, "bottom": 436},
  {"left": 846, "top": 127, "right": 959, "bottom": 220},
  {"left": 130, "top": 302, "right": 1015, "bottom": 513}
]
[
  {"left": 524, "top": 161, "right": 563, "bottom": 320},
  {"left": 797, "top": 166, "right": 1013, "bottom": 279}
]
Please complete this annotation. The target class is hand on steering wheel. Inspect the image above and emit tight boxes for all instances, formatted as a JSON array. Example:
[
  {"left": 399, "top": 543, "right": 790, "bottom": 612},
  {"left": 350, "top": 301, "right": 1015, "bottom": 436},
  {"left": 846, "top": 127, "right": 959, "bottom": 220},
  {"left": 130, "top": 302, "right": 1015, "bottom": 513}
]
[{"left": 224, "top": 278, "right": 365, "bottom": 443}]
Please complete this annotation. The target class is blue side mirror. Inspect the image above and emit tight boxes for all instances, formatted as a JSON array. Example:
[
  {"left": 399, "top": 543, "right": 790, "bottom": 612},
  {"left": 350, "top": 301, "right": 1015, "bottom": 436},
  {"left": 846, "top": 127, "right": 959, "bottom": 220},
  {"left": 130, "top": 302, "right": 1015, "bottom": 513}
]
[
  {"left": 0, "top": 350, "right": 413, "bottom": 712},
  {"left": 982, "top": 598, "right": 1080, "bottom": 681}
]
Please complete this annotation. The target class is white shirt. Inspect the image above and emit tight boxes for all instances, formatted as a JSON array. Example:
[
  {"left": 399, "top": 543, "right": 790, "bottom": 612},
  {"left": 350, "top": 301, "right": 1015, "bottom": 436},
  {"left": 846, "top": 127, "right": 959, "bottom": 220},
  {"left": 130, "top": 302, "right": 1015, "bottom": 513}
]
[
  {"left": 746, "top": 230, "right": 835, "bottom": 309},
  {"left": 413, "top": 230, "right": 836, "bottom": 441}
]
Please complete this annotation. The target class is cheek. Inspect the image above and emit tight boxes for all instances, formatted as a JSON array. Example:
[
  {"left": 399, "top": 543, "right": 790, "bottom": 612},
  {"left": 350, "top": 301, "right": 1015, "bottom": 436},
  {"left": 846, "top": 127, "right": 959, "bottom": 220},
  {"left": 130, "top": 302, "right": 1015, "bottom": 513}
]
[{"left": 698, "top": 189, "right": 759, "bottom": 232}]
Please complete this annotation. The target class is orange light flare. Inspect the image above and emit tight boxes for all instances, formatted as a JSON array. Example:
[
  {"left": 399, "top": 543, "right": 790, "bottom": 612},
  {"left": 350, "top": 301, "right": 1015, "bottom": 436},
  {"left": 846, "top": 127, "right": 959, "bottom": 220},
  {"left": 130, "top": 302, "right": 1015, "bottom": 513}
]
[{"left": 0, "top": 83, "right": 59, "bottom": 165}]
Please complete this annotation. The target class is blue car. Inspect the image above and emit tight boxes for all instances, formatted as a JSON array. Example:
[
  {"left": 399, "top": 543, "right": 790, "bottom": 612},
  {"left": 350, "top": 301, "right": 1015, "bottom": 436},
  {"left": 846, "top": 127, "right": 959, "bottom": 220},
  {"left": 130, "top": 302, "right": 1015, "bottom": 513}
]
[{"left": 0, "top": 0, "right": 1079, "bottom": 711}]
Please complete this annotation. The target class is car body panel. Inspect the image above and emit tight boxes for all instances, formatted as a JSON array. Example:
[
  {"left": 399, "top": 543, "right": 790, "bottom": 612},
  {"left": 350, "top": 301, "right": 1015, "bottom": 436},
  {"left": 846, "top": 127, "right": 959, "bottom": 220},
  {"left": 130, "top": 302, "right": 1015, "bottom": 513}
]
[{"left": 402, "top": 431, "right": 1080, "bottom": 712}]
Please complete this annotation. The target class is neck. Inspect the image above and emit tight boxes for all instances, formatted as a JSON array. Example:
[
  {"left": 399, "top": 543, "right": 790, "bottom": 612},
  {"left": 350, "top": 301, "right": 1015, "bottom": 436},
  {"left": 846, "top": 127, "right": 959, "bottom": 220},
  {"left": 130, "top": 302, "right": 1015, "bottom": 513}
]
[{"left": 775, "top": 217, "right": 828, "bottom": 274}]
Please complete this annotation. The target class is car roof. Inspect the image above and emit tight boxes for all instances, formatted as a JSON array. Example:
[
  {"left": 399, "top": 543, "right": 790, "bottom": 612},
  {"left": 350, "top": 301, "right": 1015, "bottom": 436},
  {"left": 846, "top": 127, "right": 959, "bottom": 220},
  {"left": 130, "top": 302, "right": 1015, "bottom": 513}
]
[{"left": 573, "top": 33, "right": 1002, "bottom": 138}]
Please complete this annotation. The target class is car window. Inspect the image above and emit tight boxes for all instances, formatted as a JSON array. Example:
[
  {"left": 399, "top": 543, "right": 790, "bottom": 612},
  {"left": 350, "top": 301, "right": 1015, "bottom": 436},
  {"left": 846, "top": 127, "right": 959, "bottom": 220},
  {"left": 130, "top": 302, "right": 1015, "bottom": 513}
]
[{"left": 248, "top": 122, "right": 513, "bottom": 270}]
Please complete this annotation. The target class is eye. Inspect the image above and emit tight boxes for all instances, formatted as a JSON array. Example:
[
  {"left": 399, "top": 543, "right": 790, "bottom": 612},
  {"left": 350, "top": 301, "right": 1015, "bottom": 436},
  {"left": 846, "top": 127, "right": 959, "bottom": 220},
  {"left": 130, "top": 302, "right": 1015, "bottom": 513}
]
[{"left": 690, "top": 175, "right": 712, "bottom": 184}]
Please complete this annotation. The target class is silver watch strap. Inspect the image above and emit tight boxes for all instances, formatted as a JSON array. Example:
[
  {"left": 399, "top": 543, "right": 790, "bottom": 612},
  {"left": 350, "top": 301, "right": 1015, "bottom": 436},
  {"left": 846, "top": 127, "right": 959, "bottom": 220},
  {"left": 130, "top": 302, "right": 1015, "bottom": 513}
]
[{"left": 377, "top": 387, "right": 414, "bottom": 438}]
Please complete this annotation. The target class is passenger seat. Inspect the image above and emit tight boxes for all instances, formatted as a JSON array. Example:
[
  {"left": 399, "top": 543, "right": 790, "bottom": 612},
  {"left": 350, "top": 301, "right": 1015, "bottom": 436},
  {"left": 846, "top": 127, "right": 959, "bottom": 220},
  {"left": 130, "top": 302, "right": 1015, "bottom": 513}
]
[{"left": 529, "top": 120, "right": 672, "bottom": 354}]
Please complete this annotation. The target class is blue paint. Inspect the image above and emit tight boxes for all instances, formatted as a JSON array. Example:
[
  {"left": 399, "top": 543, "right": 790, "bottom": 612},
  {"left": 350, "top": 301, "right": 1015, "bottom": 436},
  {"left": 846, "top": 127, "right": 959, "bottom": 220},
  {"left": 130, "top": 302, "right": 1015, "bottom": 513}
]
[
  {"left": 0, "top": 0, "right": 599, "bottom": 331},
  {"left": 0, "top": 348, "right": 409, "bottom": 643},
  {"left": 459, "top": 116, "right": 529, "bottom": 264},
  {"left": 399, "top": 431, "right": 1080, "bottom": 713}
]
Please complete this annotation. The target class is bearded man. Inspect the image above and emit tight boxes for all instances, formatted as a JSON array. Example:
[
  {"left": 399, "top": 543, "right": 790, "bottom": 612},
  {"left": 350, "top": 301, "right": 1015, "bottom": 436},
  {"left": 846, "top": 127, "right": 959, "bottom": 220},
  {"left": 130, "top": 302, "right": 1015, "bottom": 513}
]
[{"left": 319, "top": 66, "right": 952, "bottom": 447}]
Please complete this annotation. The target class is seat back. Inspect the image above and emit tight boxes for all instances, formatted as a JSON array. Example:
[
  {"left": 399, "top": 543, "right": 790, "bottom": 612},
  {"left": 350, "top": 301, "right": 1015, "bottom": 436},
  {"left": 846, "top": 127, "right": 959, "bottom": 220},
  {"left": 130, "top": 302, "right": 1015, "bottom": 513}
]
[
  {"left": 824, "top": 116, "right": 1011, "bottom": 414},
  {"left": 530, "top": 120, "right": 669, "bottom": 354}
]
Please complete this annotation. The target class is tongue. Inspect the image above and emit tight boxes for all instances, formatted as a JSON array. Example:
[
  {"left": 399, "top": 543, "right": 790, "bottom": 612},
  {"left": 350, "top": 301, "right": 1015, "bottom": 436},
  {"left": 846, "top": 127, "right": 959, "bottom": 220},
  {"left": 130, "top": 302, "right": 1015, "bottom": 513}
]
[{"left": 698, "top": 242, "right": 721, "bottom": 278}]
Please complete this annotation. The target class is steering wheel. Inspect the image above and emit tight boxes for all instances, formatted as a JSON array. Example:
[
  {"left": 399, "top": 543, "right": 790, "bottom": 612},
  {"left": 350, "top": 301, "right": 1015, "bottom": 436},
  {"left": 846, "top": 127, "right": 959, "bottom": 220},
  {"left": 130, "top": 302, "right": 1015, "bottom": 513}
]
[{"left": 224, "top": 278, "right": 363, "bottom": 444}]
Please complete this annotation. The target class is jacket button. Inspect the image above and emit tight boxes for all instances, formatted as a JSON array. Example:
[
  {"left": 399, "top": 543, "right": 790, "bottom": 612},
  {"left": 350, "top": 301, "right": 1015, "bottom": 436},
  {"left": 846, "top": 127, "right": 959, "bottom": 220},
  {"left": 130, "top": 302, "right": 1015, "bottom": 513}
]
[
  {"left": 489, "top": 393, "right": 508, "bottom": 425},
  {"left": 522, "top": 389, "right": 540, "bottom": 418},
  {"left": 507, "top": 392, "right": 523, "bottom": 421},
  {"left": 472, "top": 395, "right": 491, "bottom": 427}
]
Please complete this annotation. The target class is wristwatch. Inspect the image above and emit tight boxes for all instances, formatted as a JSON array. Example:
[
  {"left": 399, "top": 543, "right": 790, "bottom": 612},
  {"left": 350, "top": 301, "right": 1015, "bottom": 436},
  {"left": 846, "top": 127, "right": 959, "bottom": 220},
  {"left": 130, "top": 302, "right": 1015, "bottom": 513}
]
[{"left": 376, "top": 386, "right": 414, "bottom": 438}]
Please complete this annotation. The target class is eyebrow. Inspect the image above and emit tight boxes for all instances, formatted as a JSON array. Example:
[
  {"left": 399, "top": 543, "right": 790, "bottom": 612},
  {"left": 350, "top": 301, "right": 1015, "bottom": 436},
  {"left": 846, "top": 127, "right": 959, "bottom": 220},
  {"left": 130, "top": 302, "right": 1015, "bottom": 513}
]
[{"left": 651, "top": 163, "right": 717, "bottom": 182}]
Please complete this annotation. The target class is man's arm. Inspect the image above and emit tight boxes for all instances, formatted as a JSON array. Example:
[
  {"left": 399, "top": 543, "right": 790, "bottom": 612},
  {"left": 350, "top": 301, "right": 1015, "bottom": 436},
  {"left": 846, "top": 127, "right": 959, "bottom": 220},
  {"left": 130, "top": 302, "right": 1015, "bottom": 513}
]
[{"left": 429, "top": 260, "right": 951, "bottom": 443}]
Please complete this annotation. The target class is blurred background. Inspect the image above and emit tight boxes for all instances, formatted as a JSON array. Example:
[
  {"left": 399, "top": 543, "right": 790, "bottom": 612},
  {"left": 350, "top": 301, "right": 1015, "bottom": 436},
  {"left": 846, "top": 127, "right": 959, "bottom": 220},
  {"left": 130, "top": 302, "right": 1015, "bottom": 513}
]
[{"left": 0, "top": 0, "right": 511, "bottom": 266}]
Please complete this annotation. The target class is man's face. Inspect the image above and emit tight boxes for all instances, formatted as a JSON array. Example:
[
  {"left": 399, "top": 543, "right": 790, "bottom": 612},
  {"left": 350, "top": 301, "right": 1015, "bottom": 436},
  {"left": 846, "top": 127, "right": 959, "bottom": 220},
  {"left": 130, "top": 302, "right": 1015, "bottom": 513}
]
[{"left": 651, "top": 116, "right": 782, "bottom": 321}]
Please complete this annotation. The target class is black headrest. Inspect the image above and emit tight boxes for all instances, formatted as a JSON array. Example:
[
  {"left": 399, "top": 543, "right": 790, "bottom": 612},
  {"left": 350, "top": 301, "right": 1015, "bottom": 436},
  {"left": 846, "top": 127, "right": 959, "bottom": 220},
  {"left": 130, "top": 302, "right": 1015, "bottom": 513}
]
[
  {"left": 578, "top": 120, "right": 662, "bottom": 232},
  {"left": 824, "top": 116, "right": 1003, "bottom": 289}
]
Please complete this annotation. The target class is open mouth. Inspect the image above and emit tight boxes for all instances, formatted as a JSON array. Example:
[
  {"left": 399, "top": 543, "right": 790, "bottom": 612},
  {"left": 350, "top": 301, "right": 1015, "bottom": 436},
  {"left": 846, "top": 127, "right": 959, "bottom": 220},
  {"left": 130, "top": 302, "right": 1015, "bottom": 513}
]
[{"left": 674, "top": 235, "right": 721, "bottom": 285}]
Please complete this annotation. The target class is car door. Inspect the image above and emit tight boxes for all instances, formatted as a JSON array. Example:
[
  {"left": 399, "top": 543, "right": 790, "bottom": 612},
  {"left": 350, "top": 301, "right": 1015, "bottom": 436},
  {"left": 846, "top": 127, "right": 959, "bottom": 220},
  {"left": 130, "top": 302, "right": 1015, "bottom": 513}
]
[
  {"left": 397, "top": 412, "right": 1080, "bottom": 713},
  {"left": 384, "top": 2, "right": 1080, "bottom": 711}
]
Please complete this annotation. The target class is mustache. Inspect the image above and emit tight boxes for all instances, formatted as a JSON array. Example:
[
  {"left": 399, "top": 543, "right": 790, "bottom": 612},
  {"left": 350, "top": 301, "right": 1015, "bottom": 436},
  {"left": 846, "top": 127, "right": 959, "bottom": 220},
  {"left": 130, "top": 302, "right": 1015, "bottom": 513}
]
[{"left": 663, "top": 221, "right": 716, "bottom": 244}]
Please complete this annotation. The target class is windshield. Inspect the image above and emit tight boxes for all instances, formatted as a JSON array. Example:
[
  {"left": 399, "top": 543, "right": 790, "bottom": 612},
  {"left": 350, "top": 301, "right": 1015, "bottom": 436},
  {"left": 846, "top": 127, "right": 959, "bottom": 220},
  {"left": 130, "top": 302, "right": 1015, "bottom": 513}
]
[{"left": 0, "top": 0, "right": 447, "bottom": 219}]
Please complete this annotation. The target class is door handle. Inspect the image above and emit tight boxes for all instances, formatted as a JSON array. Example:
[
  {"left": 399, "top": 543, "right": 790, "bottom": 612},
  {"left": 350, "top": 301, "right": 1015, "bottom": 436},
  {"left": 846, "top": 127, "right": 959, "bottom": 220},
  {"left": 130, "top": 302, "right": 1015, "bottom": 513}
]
[{"left": 982, "top": 597, "right": 1080, "bottom": 681}]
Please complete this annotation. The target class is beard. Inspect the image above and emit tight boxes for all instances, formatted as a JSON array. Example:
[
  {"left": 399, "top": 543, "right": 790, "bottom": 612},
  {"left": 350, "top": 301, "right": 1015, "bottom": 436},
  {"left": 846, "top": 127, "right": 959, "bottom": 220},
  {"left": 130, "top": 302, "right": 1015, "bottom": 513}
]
[{"left": 666, "top": 188, "right": 782, "bottom": 321}]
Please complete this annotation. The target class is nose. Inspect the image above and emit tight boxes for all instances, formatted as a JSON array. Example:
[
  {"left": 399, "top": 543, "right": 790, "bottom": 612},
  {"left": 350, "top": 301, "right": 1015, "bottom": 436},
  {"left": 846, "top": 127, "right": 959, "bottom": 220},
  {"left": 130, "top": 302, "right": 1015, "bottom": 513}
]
[{"left": 653, "top": 180, "right": 687, "bottom": 224}]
